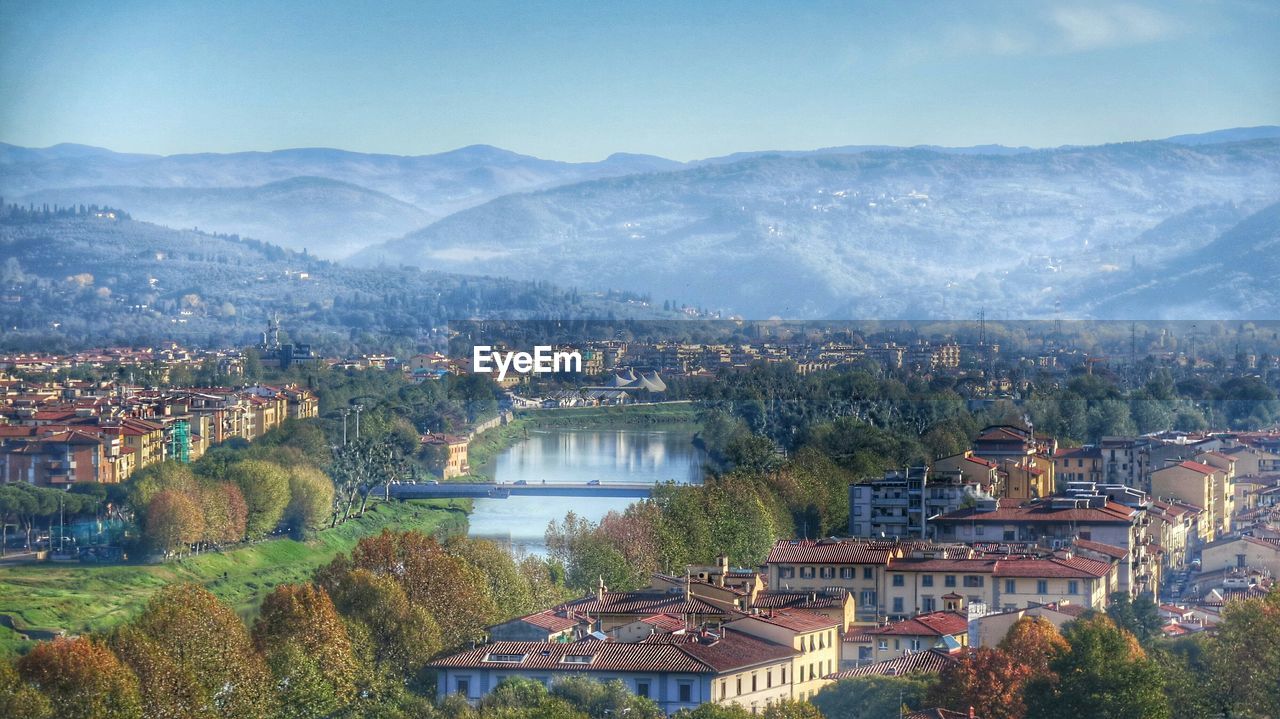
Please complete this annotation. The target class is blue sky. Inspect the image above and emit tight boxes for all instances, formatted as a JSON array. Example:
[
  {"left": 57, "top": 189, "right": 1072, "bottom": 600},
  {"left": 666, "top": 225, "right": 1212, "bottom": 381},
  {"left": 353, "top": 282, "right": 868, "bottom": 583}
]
[{"left": 1, "top": 0, "right": 1276, "bottom": 161}]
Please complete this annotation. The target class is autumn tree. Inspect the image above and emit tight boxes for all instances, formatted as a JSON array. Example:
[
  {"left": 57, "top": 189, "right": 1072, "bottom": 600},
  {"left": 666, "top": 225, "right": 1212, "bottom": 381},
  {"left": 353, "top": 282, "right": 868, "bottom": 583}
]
[
  {"left": 998, "top": 615, "right": 1069, "bottom": 678},
  {"left": 225, "top": 460, "right": 291, "bottom": 537},
  {"left": 253, "top": 583, "right": 358, "bottom": 706},
  {"left": 447, "top": 537, "right": 538, "bottom": 617},
  {"left": 16, "top": 637, "right": 142, "bottom": 719},
  {"left": 762, "top": 699, "right": 825, "bottom": 719},
  {"left": 0, "top": 659, "right": 52, "bottom": 719},
  {"left": 1024, "top": 615, "right": 1168, "bottom": 719},
  {"left": 110, "top": 625, "right": 205, "bottom": 719},
  {"left": 144, "top": 490, "right": 204, "bottom": 555},
  {"left": 283, "top": 465, "right": 334, "bottom": 536},
  {"left": 811, "top": 675, "right": 932, "bottom": 719},
  {"left": 130, "top": 583, "right": 276, "bottom": 718},
  {"left": 1205, "top": 589, "right": 1280, "bottom": 718},
  {"left": 196, "top": 481, "right": 248, "bottom": 546},
  {"left": 928, "top": 648, "right": 1032, "bottom": 719},
  {"left": 348, "top": 529, "right": 497, "bottom": 649},
  {"left": 316, "top": 561, "right": 443, "bottom": 683}
]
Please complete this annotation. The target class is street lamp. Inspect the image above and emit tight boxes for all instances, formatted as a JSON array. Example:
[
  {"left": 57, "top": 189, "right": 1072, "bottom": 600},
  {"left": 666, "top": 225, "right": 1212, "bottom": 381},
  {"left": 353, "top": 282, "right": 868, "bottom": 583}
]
[
  {"left": 353, "top": 404, "right": 365, "bottom": 440},
  {"left": 339, "top": 409, "right": 351, "bottom": 446}
]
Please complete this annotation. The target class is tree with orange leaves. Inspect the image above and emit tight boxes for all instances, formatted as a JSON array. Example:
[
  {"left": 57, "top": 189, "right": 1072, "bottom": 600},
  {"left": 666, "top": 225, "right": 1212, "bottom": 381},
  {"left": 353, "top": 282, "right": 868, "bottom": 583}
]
[
  {"left": 16, "top": 636, "right": 141, "bottom": 719},
  {"left": 1024, "top": 614, "right": 1168, "bottom": 719},
  {"left": 998, "top": 615, "right": 1070, "bottom": 678},
  {"left": 144, "top": 490, "right": 204, "bottom": 556},
  {"left": 253, "top": 582, "right": 358, "bottom": 707},
  {"left": 927, "top": 647, "right": 1033, "bottom": 719}
]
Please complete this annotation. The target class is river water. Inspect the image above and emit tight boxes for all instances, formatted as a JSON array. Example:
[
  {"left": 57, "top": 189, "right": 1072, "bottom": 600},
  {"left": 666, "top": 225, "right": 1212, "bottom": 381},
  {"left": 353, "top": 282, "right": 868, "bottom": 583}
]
[{"left": 466, "top": 427, "right": 707, "bottom": 555}]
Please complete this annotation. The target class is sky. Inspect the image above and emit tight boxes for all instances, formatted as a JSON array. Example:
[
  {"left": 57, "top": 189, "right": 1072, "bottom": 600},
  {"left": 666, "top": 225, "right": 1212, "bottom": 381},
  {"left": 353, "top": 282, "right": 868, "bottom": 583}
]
[{"left": 0, "top": 0, "right": 1277, "bottom": 161}]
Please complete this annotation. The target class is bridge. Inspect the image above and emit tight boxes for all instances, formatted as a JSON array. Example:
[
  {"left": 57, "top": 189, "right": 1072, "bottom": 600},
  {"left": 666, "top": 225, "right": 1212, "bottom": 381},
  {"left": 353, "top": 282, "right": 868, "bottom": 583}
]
[{"left": 388, "top": 482, "right": 662, "bottom": 500}]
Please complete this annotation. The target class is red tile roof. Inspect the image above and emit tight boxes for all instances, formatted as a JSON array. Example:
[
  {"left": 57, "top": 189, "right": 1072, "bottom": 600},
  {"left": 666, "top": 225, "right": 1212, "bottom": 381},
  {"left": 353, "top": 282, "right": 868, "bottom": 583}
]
[
  {"left": 432, "top": 630, "right": 794, "bottom": 674},
  {"left": 935, "top": 500, "right": 1135, "bottom": 524},
  {"left": 766, "top": 539, "right": 912, "bottom": 565},
  {"left": 868, "top": 611, "right": 969, "bottom": 637},
  {"left": 828, "top": 648, "right": 960, "bottom": 678},
  {"left": 731, "top": 609, "right": 840, "bottom": 633},
  {"left": 515, "top": 610, "right": 581, "bottom": 633},
  {"left": 560, "top": 592, "right": 728, "bottom": 616}
]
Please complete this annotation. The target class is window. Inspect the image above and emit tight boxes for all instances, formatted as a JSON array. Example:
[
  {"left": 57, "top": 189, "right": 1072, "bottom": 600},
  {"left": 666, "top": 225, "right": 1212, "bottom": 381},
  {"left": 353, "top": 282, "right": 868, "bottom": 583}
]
[
  {"left": 861, "top": 589, "right": 877, "bottom": 607},
  {"left": 1004, "top": 530, "right": 1016, "bottom": 541},
  {"left": 922, "top": 575, "right": 934, "bottom": 587},
  {"left": 779, "top": 567, "right": 795, "bottom": 579},
  {"left": 636, "top": 681, "right": 650, "bottom": 698},
  {"left": 561, "top": 655, "right": 594, "bottom": 665},
  {"left": 720, "top": 681, "right": 726, "bottom": 700},
  {"left": 679, "top": 684, "right": 692, "bottom": 703},
  {"left": 864, "top": 567, "right": 874, "bottom": 580},
  {"left": 963, "top": 576, "right": 984, "bottom": 588},
  {"left": 1004, "top": 579, "right": 1016, "bottom": 594},
  {"left": 1036, "top": 580, "right": 1048, "bottom": 594},
  {"left": 878, "top": 640, "right": 888, "bottom": 650},
  {"left": 737, "top": 677, "right": 742, "bottom": 695},
  {"left": 767, "top": 670, "right": 772, "bottom": 688},
  {"left": 945, "top": 575, "right": 956, "bottom": 587},
  {"left": 1068, "top": 580, "right": 1079, "bottom": 594},
  {"left": 922, "top": 596, "right": 936, "bottom": 612},
  {"left": 455, "top": 678, "right": 470, "bottom": 696},
  {"left": 893, "top": 597, "right": 904, "bottom": 613},
  {"left": 752, "top": 674, "right": 758, "bottom": 692},
  {"left": 976, "top": 525, "right": 985, "bottom": 536},
  {"left": 485, "top": 653, "right": 528, "bottom": 663},
  {"left": 781, "top": 667, "right": 786, "bottom": 683},
  {"left": 820, "top": 566, "right": 836, "bottom": 579},
  {"left": 840, "top": 567, "right": 855, "bottom": 579},
  {"left": 800, "top": 566, "right": 816, "bottom": 579},
  {"left": 909, "top": 639, "right": 921, "bottom": 650},
  {"left": 892, "top": 574, "right": 905, "bottom": 587}
]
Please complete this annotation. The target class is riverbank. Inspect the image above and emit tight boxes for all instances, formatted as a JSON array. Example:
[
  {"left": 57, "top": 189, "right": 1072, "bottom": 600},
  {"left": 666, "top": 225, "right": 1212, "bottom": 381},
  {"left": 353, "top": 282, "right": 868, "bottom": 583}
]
[
  {"left": 0, "top": 498, "right": 468, "bottom": 658},
  {"left": 465, "top": 402, "right": 702, "bottom": 478}
]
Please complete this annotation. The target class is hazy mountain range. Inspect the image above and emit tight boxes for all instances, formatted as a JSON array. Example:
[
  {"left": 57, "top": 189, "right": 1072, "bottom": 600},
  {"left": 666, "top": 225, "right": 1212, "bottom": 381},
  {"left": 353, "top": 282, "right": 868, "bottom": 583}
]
[{"left": 3, "top": 127, "right": 1280, "bottom": 319}]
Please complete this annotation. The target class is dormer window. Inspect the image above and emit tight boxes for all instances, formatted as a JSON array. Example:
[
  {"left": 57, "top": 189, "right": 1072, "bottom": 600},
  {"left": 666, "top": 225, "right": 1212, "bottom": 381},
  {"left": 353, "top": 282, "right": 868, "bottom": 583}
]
[
  {"left": 485, "top": 653, "right": 528, "bottom": 663},
  {"left": 561, "top": 654, "right": 595, "bottom": 665}
]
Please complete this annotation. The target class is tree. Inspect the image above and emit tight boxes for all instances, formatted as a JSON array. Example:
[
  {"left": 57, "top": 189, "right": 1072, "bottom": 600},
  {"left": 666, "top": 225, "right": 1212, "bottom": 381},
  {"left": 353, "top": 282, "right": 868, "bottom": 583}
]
[
  {"left": 196, "top": 481, "right": 248, "bottom": 546},
  {"left": 998, "top": 615, "right": 1069, "bottom": 678},
  {"left": 1024, "top": 615, "right": 1168, "bottom": 719},
  {"left": 762, "top": 699, "right": 825, "bottom": 719},
  {"left": 549, "top": 676, "right": 663, "bottom": 719},
  {"left": 317, "top": 565, "right": 442, "bottom": 687},
  {"left": 1205, "top": 589, "right": 1280, "bottom": 718},
  {"left": 110, "top": 625, "right": 205, "bottom": 719},
  {"left": 131, "top": 584, "right": 276, "bottom": 718},
  {"left": 0, "top": 660, "right": 52, "bottom": 719},
  {"left": 283, "top": 465, "right": 334, "bottom": 535},
  {"left": 144, "top": 490, "right": 204, "bottom": 555},
  {"left": 225, "top": 460, "right": 291, "bottom": 537},
  {"left": 1105, "top": 592, "right": 1162, "bottom": 644},
  {"left": 928, "top": 648, "right": 1032, "bottom": 719},
  {"left": 16, "top": 637, "right": 142, "bottom": 719},
  {"left": 252, "top": 583, "right": 358, "bottom": 705},
  {"left": 811, "top": 675, "right": 932, "bottom": 719}
]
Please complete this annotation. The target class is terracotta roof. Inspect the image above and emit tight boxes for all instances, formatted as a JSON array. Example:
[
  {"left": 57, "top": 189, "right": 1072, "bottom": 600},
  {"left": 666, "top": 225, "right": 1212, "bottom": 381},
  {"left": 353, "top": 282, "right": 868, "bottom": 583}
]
[
  {"left": 906, "top": 710, "right": 976, "bottom": 719},
  {"left": 638, "top": 613, "right": 689, "bottom": 634},
  {"left": 732, "top": 609, "right": 840, "bottom": 633},
  {"left": 432, "top": 630, "right": 794, "bottom": 674},
  {"left": 935, "top": 500, "right": 1135, "bottom": 524},
  {"left": 1073, "top": 539, "right": 1129, "bottom": 559},
  {"left": 828, "top": 648, "right": 960, "bottom": 678},
  {"left": 751, "top": 590, "right": 849, "bottom": 610},
  {"left": 514, "top": 610, "right": 581, "bottom": 633},
  {"left": 867, "top": 611, "right": 969, "bottom": 637},
  {"left": 1164, "top": 460, "right": 1220, "bottom": 476},
  {"left": 561, "top": 592, "right": 728, "bottom": 616},
  {"left": 766, "top": 539, "right": 911, "bottom": 565}
]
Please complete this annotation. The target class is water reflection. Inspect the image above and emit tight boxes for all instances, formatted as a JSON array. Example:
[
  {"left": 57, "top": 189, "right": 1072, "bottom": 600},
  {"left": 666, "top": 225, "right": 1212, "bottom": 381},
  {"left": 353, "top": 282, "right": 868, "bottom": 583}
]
[{"left": 467, "top": 428, "right": 706, "bottom": 554}]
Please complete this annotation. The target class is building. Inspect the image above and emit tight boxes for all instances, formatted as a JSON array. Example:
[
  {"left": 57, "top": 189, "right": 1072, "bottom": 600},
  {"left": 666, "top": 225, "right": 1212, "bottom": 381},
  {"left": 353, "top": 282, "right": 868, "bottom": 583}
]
[
  {"left": 864, "top": 610, "right": 969, "bottom": 662},
  {"left": 1200, "top": 535, "right": 1280, "bottom": 577},
  {"left": 881, "top": 554, "right": 1116, "bottom": 617},
  {"left": 765, "top": 539, "right": 910, "bottom": 622},
  {"left": 849, "top": 467, "right": 928, "bottom": 539},
  {"left": 1151, "top": 461, "right": 1234, "bottom": 543},
  {"left": 558, "top": 587, "right": 735, "bottom": 633},
  {"left": 724, "top": 610, "right": 842, "bottom": 700},
  {"left": 488, "top": 610, "right": 585, "bottom": 643},
  {"left": 1054, "top": 446, "right": 1104, "bottom": 484},
  {"left": 969, "top": 602, "right": 1088, "bottom": 648},
  {"left": 430, "top": 630, "right": 797, "bottom": 714},
  {"left": 421, "top": 433, "right": 470, "bottom": 479}
]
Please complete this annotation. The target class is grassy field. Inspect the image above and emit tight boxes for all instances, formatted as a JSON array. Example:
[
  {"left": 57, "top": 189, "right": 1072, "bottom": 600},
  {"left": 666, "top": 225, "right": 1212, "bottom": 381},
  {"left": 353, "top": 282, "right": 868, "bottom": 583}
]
[
  {"left": 0, "top": 498, "right": 468, "bottom": 658},
  {"left": 465, "top": 402, "right": 701, "bottom": 478}
]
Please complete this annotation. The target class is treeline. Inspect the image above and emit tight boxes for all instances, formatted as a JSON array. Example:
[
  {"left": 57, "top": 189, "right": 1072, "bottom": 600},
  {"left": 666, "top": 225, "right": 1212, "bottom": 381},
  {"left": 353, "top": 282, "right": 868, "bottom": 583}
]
[
  {"left": 811, "top": 589, "right": 1280, "bottom": 719},
  {"left": 0, "top": 528, "right": 573, "bottom": 719}
]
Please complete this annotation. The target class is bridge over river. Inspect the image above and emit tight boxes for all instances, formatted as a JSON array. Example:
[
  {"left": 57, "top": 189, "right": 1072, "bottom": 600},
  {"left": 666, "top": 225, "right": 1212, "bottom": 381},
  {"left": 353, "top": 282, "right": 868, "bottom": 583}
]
[{"left": 388, "top": 482, "right": 663, "bottom": 500}]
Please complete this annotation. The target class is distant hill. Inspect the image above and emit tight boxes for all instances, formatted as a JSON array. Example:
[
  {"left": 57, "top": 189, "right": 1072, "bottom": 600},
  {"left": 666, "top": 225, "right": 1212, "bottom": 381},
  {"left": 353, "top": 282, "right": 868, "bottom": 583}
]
[
  {"left": 0, "top": 209, "right": 668, "bottom": 352},
  {"left": 0, "top": 144, "right": 685, "bottom": 257},
  {"left": 353, "top": 139, "right": 1280, "bottom": 319},
  {"left": 14, "top": 177, "right": 434, "bottom": 258}
]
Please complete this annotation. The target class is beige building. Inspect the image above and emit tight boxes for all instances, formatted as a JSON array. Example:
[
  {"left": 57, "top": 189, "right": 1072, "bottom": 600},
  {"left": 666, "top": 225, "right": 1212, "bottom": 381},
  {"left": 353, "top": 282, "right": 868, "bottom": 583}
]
[
  {"left": 1201, "top": 535, "right": 1280, "bottom": 577},
  {"left": 1151, "top": 461, "right": 1234, "bottom": 542},
  {"left": 971, "top": 603, "right": 1087, "bottom": 648},
  {"left": 726, "top": 610, "right": 841, "bottom": 701},
  {"left": 865, "top": 610, "right": 969, "bottom": 662},
  {"left": 882, "top": 554, "right": 1116, "bottom": 617}
]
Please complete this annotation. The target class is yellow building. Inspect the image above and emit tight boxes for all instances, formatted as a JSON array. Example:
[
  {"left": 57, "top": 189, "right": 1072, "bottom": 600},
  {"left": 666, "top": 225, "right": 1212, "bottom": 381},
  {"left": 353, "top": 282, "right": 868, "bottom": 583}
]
[
  {"left": 725, "top": 610, "right": 842, "bottom": 700},
  {"left": 1151, "top": 461, "right": 1234, "bottom": 542},
  {"left": 865, "top": 610, "right": 969, "bottom": 662}
]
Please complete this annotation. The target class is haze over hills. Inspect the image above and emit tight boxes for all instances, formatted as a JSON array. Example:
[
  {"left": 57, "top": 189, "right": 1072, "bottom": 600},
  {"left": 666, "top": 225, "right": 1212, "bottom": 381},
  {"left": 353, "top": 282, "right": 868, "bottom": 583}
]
[
  {"left": 0, "top": 144, "right": 683, "bottom": 257},
  {"left": 3, "top": 127, "right": 1279, "bottom": 318},
  {"left": 356, "top": 137, "right": 1280, "bottom": 319}
]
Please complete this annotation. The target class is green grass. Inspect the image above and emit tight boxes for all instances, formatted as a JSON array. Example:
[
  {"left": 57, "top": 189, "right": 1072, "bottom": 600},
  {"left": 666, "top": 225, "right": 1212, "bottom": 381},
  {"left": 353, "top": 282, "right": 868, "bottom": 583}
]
[{"left": 0, "top": 499, "right": 467, "bottom": 657}]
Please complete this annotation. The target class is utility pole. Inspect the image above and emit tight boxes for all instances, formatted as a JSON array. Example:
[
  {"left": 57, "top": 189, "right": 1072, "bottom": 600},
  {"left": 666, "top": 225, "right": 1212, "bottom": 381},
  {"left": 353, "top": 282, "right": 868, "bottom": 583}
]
[
  {"left": 340, "top": 409, "right": 351, "bottom": 446},
  {"left": 353, "top": 404, "right": 365, "bottom": 441}
]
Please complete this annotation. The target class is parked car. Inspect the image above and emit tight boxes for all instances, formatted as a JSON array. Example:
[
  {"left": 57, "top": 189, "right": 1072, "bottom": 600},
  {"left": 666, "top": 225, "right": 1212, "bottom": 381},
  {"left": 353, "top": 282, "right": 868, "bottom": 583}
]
[
  {"left": 587, "top": 479, "right": 601, "bottom": 486},
  {"left": 514, "top": 480, "right": 528, "bottom": 485}
]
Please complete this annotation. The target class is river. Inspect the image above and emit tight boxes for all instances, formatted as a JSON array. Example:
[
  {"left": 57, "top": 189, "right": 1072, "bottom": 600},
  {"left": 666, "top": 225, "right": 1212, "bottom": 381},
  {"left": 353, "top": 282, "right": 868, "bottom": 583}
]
[{"left": 466, "top": 426, "right": 707, "bottom": 555}]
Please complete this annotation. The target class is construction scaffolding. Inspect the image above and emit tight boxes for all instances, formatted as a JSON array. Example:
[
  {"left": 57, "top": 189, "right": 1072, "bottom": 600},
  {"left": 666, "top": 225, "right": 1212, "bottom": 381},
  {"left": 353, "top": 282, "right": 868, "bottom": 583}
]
[{"left": 169, "top": 419, "right": 190, "bottom": 464}]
